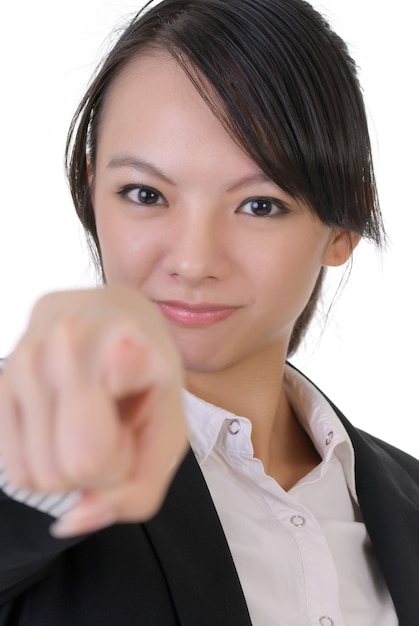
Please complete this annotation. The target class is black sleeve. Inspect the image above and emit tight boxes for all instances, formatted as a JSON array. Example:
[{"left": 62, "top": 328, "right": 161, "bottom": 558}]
[
  {"left": 0, "top": 357, "right": 88, "bottom": 604},
  {"left": 0, "top": 488, "right": 86, "bottom": 605}
]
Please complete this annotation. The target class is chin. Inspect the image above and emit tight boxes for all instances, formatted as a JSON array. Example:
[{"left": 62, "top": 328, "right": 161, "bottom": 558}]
[{"left": 181, "top": 352, "right": 227, "bottom": 374}]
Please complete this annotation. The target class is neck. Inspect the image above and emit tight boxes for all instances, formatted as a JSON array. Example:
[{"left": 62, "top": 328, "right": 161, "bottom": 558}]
[{"left": 185, "top": 344, "right": 321, "bottom": 490}]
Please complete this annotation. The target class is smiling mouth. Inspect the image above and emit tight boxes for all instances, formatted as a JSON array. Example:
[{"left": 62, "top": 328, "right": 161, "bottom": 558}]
[{"left": 156, "top": 301, "right": 239, "bottom": 327}]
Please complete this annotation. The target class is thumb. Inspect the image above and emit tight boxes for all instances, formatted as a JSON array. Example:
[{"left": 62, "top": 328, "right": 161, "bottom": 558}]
[{"left": 50, "top": 491, "right": 117, "bottom": 538}]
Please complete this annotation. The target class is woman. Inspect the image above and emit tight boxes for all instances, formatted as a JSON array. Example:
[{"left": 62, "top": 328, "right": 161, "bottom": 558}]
[{"left": 0, "top": 0, "right": 417, "bottom": 624}]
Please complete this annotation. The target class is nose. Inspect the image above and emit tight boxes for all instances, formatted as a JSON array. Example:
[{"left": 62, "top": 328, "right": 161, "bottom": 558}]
[{"left": 162, "top": 206, "right": 230, "bottom": 286}]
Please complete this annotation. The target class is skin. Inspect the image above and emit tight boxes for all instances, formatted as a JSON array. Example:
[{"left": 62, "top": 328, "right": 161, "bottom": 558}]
[
  {"left": 0, "top": 287, "right": 188, "bottom": 536},
  {"left": 0, "top": 52, "right": 359, "bottom": 537},
  {"left": 93, "top": 53, "right": 357, "bottom": 484}
]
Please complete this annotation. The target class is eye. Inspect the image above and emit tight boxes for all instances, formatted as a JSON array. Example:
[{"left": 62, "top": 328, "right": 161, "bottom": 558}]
[
  {"left": 238, "top": 197, "right": 290, "bottom": 217},
  {"left": 118, "top": 184, "right": 166, "bottom": 206}
]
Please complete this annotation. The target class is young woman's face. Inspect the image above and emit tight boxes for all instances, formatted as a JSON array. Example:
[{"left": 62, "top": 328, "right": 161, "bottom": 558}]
[{"left": 92, "top": 53, "right": 349, "bottom": 373}]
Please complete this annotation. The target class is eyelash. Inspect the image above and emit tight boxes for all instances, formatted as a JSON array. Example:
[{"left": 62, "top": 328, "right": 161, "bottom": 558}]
[
  {"left": 117, "top": 185, "right": 290, "bottom": 218},
  {"left": 238, "top": 197, "right": 290, "bottom": 218},
  {"left": 117, "top": 184, "right": 167, "bottom": 206}
]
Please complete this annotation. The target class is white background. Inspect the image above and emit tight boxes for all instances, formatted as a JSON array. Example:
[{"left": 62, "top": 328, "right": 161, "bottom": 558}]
[{"left": 0, "top": 1, "right": 418, "bottom": 455}]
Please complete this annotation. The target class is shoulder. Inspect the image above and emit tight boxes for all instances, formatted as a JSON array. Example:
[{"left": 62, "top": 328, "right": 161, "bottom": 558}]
[
  {"left": 287, "top": 361, "right": 419, "bottom": 486},
  {"left": 337, "top": 406, "right": 419, "bottom": 483}
]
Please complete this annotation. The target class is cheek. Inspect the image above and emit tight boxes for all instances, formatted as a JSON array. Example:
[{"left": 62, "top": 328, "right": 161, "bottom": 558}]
[
  {"left": 251, "top": 239, "right": 325, "bottom": 320},
  {"left": 95, "top": 211, "right": 160, "bottom": 286}
]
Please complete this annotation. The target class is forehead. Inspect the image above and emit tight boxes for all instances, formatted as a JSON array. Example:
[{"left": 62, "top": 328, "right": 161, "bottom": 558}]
[
  {"left": 102, "top": 51, "right": 212, "bottom": 123},
  {"left": 96, "top": 51, "right": 264, "bottom": 179},
  {"left": 99, "top": 52, "right": 217, "bottom": 142}
]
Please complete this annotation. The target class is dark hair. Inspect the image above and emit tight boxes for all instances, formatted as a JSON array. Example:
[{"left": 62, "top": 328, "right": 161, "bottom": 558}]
[{"left": 65, "top": 0, "right": 385, "bottom": 355}]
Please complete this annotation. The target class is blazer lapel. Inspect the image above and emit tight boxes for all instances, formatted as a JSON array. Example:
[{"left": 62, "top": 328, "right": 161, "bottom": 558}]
[
  {"left": 145, "top": 449, "right": 252, "bottom": 626},
  {"left": 146, "top": 367, "right": 419, "bottom": 625},
  {"left": 335, "top": 408, "right": 419, "bottom": 626},
  {"left": 287, "top": 363, "right": 419, "bottom": 625}
]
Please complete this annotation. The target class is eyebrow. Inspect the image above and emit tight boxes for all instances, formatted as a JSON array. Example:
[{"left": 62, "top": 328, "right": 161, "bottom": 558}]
[
  {"left": 107, "top": 154, "right": 279, "bottom": 193},
  {"left": 226, "top": 172, "right": 273, "bottom": 192},
  {"left": 107, "top": 155, "right": 176, "bottom": 185}
]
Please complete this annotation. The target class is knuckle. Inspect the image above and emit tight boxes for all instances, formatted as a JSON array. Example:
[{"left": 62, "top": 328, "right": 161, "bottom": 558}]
[
  {"left": 46, "top": 319, "right": 90, "bottom": 379},
  {"left": 142, "top": 494, "right": 165, "bottom": 520},
  {"left": 112, "top": 478, "right": 167, "bottom": 523},
  {"left": 62, "top": 458, "right": 98, "bottom": 486},
  {"left": 140, "top": 485, "right": 168, "bottom": 520},
  {"left": 3, "top": 464, "right": 31, "bottom": 492},
  {"left": 136, "top": 478, "right": 168, "bottom": 521},
  {"left": 50, "top": 318, "right": 81, "bottom": 349},
  {"left": 121, "top": 496, "right": 161, "bottom": 523},
  {"left": 9, "top": 344, "right": 40, "bottom": 378},
  {"left": 60, "top": 447, "right": 110, "bottom": 488},
  {"left": 30, "top": 292, "right": 54, "bottom": 318},
  {"left": 26, "top": 455, "right": 64, "bottom": 493},
  {"left": 31, "top": 471, "right": 66, "bottom": 494}
]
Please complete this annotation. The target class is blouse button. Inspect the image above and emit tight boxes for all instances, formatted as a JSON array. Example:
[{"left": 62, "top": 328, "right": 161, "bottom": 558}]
[
  {"left": 290, "top": 514, "right": 306, "bottom": 527},
  {"left": 319, "top": 617, "right": 334, "bottom": 626},
  {"left": 325, "top": 431, "right": 334, "bottom": 445},
  {"left": 228, "top": 419, "right": 241, "bottom": 435}
]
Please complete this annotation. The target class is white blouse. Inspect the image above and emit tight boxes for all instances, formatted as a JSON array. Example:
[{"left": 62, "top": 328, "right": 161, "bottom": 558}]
[{"left": 183, "top": 364, "right": 398, "bottom": 626}]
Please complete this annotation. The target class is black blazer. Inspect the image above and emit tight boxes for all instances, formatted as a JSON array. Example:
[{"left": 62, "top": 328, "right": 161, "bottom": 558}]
[{"left": 1, "top": 377, "right": 419, "bottom": 626}]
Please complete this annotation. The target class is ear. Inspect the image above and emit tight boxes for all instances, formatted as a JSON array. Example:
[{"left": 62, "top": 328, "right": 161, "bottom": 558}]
[
  {"left": 322, "top": 229, "right": 361, "bottom": 267},
  {"left": 86, "top": 154, "right": 95, "bottom": 207},
  {"left": 86, "top": 154, "right": 93, "bottom": 185}
]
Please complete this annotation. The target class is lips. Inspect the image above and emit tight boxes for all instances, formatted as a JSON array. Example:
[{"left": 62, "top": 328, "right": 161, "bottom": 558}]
[{"left": 156, "top": 300, "right": 238, "bottom": 327}]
